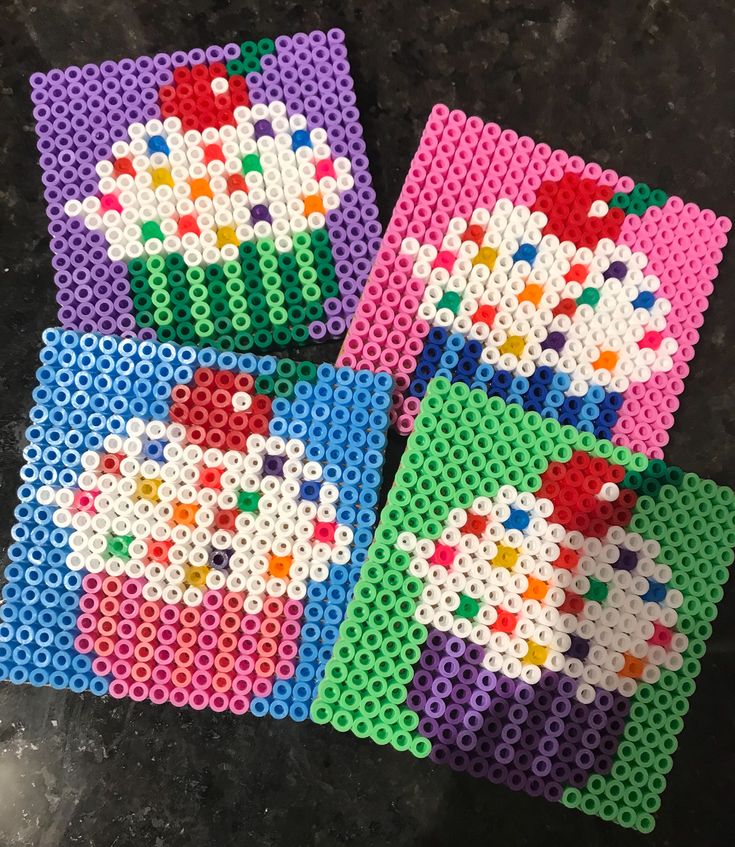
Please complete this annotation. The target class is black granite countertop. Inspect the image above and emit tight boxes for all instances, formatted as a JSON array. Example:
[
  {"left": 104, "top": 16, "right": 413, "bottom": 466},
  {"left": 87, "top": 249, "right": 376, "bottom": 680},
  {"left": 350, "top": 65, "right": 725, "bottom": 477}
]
[{"left": 1, "top": 1, "right": 734, "bottom": 845}]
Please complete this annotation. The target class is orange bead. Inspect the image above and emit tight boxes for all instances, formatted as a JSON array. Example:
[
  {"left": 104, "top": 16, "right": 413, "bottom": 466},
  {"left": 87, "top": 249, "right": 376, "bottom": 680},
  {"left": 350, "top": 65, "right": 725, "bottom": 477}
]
[
  {"left": 189, "top": 177, "right": 213, "bottom": 199},
  {"left": 523, "top": 576, "right": 548, "bottom": 602},
  {"left": 620, "top": 653, "right": 645, "bottom": 679},
  {"left": 518, "top": 284, "right": 544, "bottom": 306},
  {"left": 173, "top": 502, "right": 197, "bottom": 526},
  {"left": 268, "top": 554, "right": 293, "bottom": 579},
  {"left": 593, "top": 350, "right": 619, "bottom": 371},
  {"left": 303, "top": 194, "right": 326, "bottom": 216}
]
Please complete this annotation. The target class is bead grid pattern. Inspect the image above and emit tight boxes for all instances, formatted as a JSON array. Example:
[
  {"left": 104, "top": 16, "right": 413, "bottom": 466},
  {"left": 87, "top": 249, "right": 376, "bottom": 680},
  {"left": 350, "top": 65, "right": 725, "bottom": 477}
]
[
  {"left": 337, "top": 104, "right": 731, "bottom": 457},
  {"left": 0, "top": 329, "right": 392, "bottom": 720},
  {"left": 312, "top": 378, "right": 735, "bottom": 831},
  {"left": 31, "top": 29, "right": 380, "bottom": 352}
]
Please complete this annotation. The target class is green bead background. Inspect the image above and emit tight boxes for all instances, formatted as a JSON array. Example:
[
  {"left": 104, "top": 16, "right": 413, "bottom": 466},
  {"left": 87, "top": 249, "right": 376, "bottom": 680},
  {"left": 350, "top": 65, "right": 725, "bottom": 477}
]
[{"left": 312, "top": 376, "right": 735, "bottom": 833}]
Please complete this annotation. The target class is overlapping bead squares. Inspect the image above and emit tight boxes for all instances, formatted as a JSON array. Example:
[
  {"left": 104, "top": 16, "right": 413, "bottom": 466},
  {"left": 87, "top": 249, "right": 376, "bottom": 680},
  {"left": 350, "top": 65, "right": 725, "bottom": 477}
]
[
  {"left": 0, "top": 329, "right": 392, "bottom": 720},
  {"left": 337, "top": 104, "right": 731, "bottom": 456},
  {"left": 31, "top": 29, "right": 380, "bottom": 351},
  {"left": 312, "top": 377, "right": 735, "bottom": 831}
]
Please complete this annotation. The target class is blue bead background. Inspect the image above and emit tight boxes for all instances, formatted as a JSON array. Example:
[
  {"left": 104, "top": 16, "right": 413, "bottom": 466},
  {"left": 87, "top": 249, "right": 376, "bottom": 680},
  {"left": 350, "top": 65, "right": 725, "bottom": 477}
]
[{"left": 0, "top": 328, "right": 393, "bottom": 721}]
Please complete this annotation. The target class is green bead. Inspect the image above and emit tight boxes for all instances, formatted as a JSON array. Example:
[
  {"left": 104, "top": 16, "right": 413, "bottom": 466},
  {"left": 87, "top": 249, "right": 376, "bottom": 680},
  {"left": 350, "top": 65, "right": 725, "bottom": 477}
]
[
  {"left": 225, "top": 59, "right": 245, "bottom": 76},
  {"left": 576, "top": 287, "right": 601, "bottom": 307},
  {"left": 237, "top": 490, "right": 261, "bottom": 512},
  {"left": 242, "top": 153, "right": 263, "bottom": 174},
  {"left": 146, "top": 254, "right": 165, "bottom": 273},
  {"left": 257, "top": 37, "right": 275, "bottom": 55},
  {"left": 436, "top": 291, "right": 461, "bottom": 313},
  {"left": 106, "top": 534, "right": 133, "bottom": 561},
  {"left": 455, "top": 594, "right": 480, "bottom": 619},
  {"left": 584, "top": 578, "right": 608, "bottom": 603},
  {"left": 141, "top": 220, "right": 164, "bottom": 242}
]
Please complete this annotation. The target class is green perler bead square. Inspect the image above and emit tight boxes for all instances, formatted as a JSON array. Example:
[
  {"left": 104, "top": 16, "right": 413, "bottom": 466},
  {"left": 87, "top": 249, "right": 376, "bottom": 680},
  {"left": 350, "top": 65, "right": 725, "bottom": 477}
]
[{"left": 312, "top": 376, "right": 735, "bottom": 833}]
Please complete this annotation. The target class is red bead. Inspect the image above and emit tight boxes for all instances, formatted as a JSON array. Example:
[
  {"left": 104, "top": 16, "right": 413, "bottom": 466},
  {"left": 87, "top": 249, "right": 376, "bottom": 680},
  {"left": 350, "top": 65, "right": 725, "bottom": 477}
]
[
  {"left": 492, "top": 611, "right": 518, "bottom": 634},
  {"left": 157, "top": 65, "right": 250, "bottom": 132},
  {"left": 460, "top": 512, "right": 489, "bottom": 536},
  {"left": 214, "top": 509, "right": 238, "bottom": 530},
  {"left": 227, "top": 174, "right": 248, "bottom": 194},
  {"left": 559, "top": 593, "right": 584, "bottom": 615},
  {"left": 553, "top": 547, "right": 580, "bottom": 570}
]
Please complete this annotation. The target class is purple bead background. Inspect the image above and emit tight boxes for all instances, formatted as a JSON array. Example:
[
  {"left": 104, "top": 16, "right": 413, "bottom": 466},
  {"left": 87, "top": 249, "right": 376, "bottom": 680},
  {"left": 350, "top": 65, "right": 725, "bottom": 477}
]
[
  {"left": 406, "top": 629, "right": 629, "bottom": 802},
  {"left": 29, "top": 28, "right": 382, "bottom": 345}
]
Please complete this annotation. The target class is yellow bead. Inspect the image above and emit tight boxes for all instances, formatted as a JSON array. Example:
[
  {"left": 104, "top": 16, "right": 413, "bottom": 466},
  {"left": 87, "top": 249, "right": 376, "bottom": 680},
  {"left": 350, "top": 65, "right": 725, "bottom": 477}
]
[
  {"left": 500, "top": 335, "right": 525, "bottom": 356},
  {"left": 472, "top": 246, "right": 498, "bottom": 269},
  {"left": 185, "top": 565, "right": 210, "bottom": 588},
  {"left": 523, "top": 640, "right": 549, "bottom": 665},
  {"left": 151, "top": 167, "right": 174, "bottom": 188},
  {"left": 217, "top": 226, "right": 239, "bottom": 248},
  {"left": 492, "top": 544, "right": 519, "bottom": 568},
  {"left": 136, "top": 477, "right": 162, "bottom": 501}
]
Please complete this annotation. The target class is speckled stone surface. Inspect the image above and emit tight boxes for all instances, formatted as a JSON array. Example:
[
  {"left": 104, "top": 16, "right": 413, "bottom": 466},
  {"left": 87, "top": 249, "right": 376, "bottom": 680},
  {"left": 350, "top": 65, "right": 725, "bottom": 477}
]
[{"left": 1, "top": 1, "right": 734, "bottom": 845}]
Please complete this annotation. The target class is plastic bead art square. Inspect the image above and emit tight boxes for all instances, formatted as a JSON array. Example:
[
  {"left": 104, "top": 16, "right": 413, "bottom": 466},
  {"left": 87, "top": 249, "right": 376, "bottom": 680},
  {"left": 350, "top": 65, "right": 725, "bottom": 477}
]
[
  {"left": 0, "top": 329, "right": 392, "bottom": 721},
  {"left": 337, "top": 104, "right": 731, "bottom": 456},
  {"left": 31, "top": 29, "right": 379, "bottom": 352},
  {"left": 313, "top": 378, "right": 735, "bottom": 831}
]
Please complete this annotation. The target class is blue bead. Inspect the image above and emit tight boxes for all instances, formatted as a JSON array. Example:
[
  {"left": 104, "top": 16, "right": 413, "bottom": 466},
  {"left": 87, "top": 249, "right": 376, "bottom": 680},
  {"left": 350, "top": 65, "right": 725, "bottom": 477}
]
[
  {"left": 291, "top": 129, "right": 312, "bottom": 150},
  {"left": 503, "top": 508, "right": 531, "bottom": 531},
  {"left": 147, "top": 134, "right": 170, "bottom": 154},
  {"left": 512, "top": 243, "right": 538, "bottom": 264},
  {"left": 250, "top": 698, "right": 269, "bottom": 717},
  {"left": 632, "top": 291, "right": 655, "bottom": 309},
  {"left": 642, "top": 579, "right": 667, "bottom": 603}
]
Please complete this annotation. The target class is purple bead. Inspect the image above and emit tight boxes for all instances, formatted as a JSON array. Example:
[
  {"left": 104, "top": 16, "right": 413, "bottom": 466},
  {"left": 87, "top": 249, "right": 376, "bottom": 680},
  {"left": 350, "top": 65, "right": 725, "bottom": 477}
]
[
  {"left": 263, "top": 454, "right": 286, "bottom": 477},
  {"left": 614, "top": 546, "right": 638, "bottom": 570},
  {"left": 542, "top": 330, "right": 566, "bottom": 352},
  {"left": 210, "top": 549, "right": 232, "bottom": 570},
  {"left": 253, "top": 119, "right": 275, "bottom": 139},
  {"left": 565, "top": 634, "right": 591, "bottom": 661},
  {"left": 604, "top": 260, "right": 628, "bottom": 279},
  {"left": 250, "top": 204, "right": 272, "bottom": 224}
]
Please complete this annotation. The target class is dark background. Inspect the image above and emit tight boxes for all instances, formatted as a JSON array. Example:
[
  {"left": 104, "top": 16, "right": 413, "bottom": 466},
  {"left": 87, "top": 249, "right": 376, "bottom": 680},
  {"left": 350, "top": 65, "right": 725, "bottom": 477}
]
[{"left": 1, "top": 1, "right": 734, "bottom": 845}]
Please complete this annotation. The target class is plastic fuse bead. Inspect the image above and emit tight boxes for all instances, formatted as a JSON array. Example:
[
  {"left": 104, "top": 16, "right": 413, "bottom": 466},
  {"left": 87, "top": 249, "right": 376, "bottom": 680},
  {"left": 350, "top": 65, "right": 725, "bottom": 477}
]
[
  {"left": 337, "top": 104, "right": 731, "bottom": 458},
  {"left": 0, "top": 328, "right": 392, "bottom": 722},
  {"left": 30, "top": 29, "right": 381, "bottom": 352},
  {"left": 312, "top": 377, "right": 735, "bottom": 831}
]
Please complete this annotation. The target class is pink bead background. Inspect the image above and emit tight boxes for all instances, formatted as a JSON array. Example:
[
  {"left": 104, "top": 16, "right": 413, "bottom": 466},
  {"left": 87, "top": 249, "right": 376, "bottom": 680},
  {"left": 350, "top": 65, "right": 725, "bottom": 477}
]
[{"left": 337, "top": 104, "right": 731, "bottom": 457}]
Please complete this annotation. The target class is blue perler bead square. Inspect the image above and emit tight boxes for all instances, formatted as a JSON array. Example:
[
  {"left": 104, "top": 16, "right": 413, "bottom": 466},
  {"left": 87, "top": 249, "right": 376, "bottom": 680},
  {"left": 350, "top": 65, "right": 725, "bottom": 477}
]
[{"left": 0, "top": 328, "right": 392, "bottom": 722}]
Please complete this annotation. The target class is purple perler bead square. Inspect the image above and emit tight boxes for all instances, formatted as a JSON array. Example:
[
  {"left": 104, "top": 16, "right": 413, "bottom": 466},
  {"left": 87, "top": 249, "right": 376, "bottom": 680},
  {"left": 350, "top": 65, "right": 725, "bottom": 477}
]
[{"left": 29, "top": 29, "right": 381, "bottom": 352}]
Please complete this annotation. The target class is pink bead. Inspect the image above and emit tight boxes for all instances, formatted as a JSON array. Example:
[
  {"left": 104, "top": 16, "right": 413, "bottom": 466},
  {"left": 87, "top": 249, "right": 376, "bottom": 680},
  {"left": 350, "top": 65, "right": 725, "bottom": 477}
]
[
  {"left": 108, "top": 679, "right": 128, "bottom": 699},
  {"left": 149, "top": 684, "right": 172, "bottom": 704},
  {"left": 100, "top": 193, "right": 123, "bottom": 213},
  {"left": 170, "top": 688, "right": 188, "bottom": 707},
  {"left": 75, "top": 633, "right": 95, "bottom": 653}
]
